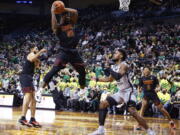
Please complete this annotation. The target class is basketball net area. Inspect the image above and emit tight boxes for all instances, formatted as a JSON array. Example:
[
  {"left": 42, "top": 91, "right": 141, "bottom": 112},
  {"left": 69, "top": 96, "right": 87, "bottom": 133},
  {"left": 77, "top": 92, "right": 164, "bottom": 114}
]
[{"left": 119, "top": 0, "right": 131, "bottom": 11}]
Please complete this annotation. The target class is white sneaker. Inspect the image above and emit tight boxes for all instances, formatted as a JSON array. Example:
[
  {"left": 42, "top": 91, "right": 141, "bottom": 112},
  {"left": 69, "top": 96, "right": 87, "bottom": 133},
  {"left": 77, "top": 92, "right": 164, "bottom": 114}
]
[
  {"left": 88, "top": 127, "right": 105, "bottom": 135},
  {"left": 35, "top": 88, "right": 43, "bottom": 103},
  {"left": 147, "top": 128, "right": 156, "bottom": 135}
]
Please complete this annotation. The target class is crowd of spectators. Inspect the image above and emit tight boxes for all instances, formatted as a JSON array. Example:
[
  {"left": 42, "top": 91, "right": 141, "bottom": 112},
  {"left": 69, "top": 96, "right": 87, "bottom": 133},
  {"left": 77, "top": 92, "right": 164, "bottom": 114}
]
[{"left": 0, "top": 1, "right": 180, "bottom": 118}]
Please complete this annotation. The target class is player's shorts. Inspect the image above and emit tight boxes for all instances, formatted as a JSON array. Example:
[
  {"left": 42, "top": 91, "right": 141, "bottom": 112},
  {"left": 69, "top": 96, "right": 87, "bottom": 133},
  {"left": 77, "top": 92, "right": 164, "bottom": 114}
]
[
  {"left": 107, "top": 87, "right": 136, "bottom": 107},
  {"left": 143, "top": 91, "right": 160, "bottom": 106},
  {"left": 54, "top": 49, "right": 84, "bottom": 66},
  {"left": 19, "top": 74, "right": 35, "bottom": 93}
]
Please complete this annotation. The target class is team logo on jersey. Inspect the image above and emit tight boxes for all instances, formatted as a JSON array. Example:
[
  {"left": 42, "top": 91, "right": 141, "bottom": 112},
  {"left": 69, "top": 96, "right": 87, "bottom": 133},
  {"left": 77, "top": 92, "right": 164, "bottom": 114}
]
[{"left": 143, "top": 80, "right": 153, "bottom": 85}]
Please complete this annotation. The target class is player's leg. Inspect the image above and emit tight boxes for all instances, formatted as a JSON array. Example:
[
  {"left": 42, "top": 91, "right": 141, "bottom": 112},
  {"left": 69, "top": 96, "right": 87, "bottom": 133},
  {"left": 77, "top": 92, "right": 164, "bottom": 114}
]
[
  {"left": 153, "top": 94, "right": 176, "bottom": 129},
  {"left": 19, "top": 92, "right": 32, "bottom": 126},
  {"left": 22, "top": 93, "right": 32, "bottom": 118},
  {"left": 89, "top": 94, "right": 119, "bottom": 135},
  {"left": 29, "top": 91, "right": 41, "bottom": 127},
  {"left": 36, "top": 54, "right": 67, "bottom": 102},
  {"left": 71, "top": 63, "right": 86, "bottom": 89},
  {"left": 137, "top": 98, "right": 148, "bottom": 130},
  {"left": 126, "top": 91, "right": 148, "bottom": 130},
  {"left": 43, "top": 58, "right": 67, "bottom": 87},
  {"left": 126, "top": 90, "right": 155, "bottom": 135},
  {"left": 70, "top": 52, "right": 86, "bottom": 89},
  {"left": 19, "top": 75, "right": 34, "bottom": 127},
  {"left": 30, "top": 92, "right": 36, "bottom": 118},
  {"left": 98, "top": 99, "right": 111, "bottom": 127},
  {"left": 140, "top": 98, "right": 148, "bottom": 117},
  {"left": 88, "top": 99, "right": 110, "bottom": 135},
  {"left": 125, "top": 90, "right": 155, "bottom": 134},
  {"left": 128, "top": 106, "right": 155, "bottom": 135},
  {"left": 128, "top": 105, "right": 148, "bottom": 130},
  {"left": 156, "top": 103, "right": 171, "bottom": 120}
]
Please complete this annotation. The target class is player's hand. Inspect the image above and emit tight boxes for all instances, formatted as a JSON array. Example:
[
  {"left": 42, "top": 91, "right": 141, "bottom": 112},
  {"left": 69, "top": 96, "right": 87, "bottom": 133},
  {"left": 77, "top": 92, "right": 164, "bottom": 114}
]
[
  {"left": 51, "top": 4, "right": 56, "bottom": 13},
  {"left": 64, "top": 8, "right": 77, "bottom": 14},
  {"left": 40, "top": 49, "right": 47, "bottom": 53}
]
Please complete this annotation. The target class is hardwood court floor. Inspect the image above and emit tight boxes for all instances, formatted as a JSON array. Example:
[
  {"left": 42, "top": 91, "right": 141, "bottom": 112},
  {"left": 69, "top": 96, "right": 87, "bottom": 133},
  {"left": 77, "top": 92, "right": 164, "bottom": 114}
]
[{"left": 0, "top": 107, "right": 179, "bottom": 135}]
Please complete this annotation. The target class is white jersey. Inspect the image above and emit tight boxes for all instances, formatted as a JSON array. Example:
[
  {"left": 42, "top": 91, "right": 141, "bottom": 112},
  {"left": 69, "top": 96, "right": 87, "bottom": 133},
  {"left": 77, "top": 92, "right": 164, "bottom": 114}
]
[
  {"left": 111, "top": 61, "right": 132, "bottom": 92},
  {"left": 110, "top": 61, "right": 135, "bottom": 104}
]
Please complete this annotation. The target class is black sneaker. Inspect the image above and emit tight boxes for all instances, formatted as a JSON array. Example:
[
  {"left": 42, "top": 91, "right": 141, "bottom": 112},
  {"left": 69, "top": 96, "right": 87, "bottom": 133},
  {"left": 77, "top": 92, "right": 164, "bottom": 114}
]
[
  {"left": 18, "top": 117, "right": 32, "bottom": 127},
  {"left": 29, "top": 118, "right": 42, "bottom": 128}
]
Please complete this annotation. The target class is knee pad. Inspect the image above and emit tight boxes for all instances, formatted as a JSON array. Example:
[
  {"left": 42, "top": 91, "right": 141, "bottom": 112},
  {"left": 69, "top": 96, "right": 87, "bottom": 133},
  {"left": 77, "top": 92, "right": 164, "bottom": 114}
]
[{"left": 106, "top": 96, "right": 118, "bottom": 107}]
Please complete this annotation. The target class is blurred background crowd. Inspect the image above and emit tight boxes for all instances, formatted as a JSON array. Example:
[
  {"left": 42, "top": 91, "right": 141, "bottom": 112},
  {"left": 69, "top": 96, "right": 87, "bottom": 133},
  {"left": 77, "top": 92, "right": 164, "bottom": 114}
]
[{"left": 0, "top": 0, "right": 180, "bottom": 119}]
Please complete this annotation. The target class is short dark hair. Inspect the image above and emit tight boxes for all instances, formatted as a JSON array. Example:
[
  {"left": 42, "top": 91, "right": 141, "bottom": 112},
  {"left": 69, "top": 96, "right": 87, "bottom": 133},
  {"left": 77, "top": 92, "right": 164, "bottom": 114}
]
[{"left": 118, "top": 49, "right": 127, "bottom": 61}]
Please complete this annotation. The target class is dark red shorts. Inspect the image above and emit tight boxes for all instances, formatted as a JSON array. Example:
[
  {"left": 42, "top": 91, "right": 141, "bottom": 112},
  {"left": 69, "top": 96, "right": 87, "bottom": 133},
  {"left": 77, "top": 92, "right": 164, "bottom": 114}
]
[
  {"left": 54, "top": 50, "right": 84, "bottom": 67},
  {"left": 19, "top": 74, "right": 35, "bottom": 93},
  {"left": 143, "top": 92, "right": 161, "bottom": 106}
]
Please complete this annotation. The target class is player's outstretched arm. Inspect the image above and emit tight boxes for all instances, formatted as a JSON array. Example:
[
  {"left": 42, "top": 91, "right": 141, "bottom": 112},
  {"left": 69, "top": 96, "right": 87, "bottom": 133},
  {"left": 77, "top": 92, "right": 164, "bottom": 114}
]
[
  {"left": 27, "top": 49, "right": 47, "bottom": 62},
  {"left": 64, "top": 8, "right": 78, "bottom": 24},
  {"left": 104, "top": 63, "right": 128, "bottom": 81},
  {"left": 95, "top": 76, "right": 114, "bottom": 82},
  {"left": 51, "top": 5, "right": 58, "bottom": 33}
]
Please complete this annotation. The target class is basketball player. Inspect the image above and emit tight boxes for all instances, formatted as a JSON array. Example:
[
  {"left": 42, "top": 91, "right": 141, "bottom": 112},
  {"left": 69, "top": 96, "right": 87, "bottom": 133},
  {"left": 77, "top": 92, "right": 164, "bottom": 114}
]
[
  {"left": 18, "top": 46, "right": 46, "bottom": 127},
  {"left": 138, "top": 67, "right": 176, "bottom": 129},
  {"left": 40, "top": 3, "right": 86, "bottom": 92},
  {"left": 89, "top": 49, "right": 155, "bottom": 135}
]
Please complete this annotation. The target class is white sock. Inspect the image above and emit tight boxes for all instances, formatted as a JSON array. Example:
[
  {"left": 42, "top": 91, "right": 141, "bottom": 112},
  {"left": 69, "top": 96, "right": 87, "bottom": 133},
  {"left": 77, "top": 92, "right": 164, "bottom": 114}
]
[
  {"left": 147, "top": 128, "right": 153, "bottom": 132},
  {"left": 99, "top": 126, "right": 104, "bottom": 131}
]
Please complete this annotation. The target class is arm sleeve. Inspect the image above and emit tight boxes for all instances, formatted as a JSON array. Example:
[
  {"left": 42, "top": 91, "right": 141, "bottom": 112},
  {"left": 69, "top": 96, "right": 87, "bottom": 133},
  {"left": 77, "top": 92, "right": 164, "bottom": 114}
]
[{"left": 107, "top": 68, "right": 123, "bottom": 80}]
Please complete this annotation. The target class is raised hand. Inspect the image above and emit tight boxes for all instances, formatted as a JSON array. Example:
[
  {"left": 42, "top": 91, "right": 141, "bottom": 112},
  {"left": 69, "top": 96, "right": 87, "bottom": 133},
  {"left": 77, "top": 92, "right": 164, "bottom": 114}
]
[{"left": 40, "top": 49, "right": 47, "bottom": 53}]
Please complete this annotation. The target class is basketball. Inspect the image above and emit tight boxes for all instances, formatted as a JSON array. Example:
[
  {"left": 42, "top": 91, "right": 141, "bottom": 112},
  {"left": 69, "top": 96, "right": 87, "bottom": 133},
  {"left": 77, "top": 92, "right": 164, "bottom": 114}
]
[{"left": 53, "top": 1, "right": 65, "bottom": 14}]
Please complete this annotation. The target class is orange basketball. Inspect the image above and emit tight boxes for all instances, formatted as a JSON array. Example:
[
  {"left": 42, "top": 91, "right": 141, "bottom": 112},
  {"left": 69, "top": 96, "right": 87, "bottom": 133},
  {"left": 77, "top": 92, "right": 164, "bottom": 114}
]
[{"left": 53, "top": 1, "right": 65, "bottom": 14}]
